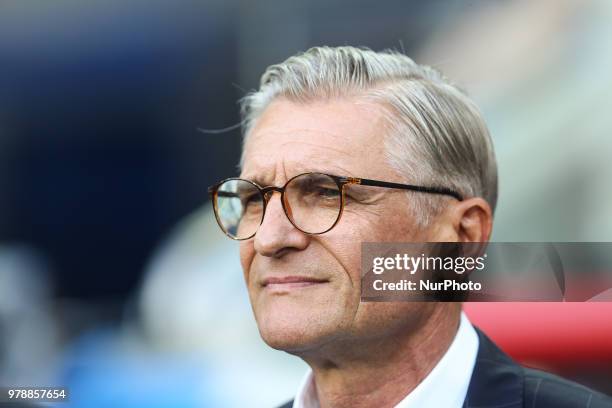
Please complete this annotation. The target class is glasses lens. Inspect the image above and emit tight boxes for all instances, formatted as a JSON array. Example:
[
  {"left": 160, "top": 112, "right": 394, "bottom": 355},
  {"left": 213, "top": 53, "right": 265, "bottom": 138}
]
[
  {"left": 214, "top": 179, "right": 263, "bottom": 239},
  {"left": 285, "top": 173, "right": 342, "bottom": 234}
]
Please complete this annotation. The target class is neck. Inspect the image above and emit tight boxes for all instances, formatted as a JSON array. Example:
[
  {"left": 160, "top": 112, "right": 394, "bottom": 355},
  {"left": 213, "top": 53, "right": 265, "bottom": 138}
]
[{"left": 299, "top": 304, "right": 461, "bottom": 408}]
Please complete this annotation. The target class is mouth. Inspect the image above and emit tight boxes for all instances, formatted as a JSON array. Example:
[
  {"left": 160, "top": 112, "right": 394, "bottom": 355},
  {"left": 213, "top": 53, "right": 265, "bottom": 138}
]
[{"left": 261, "top": 276, "right": 330, "bottom": 291}]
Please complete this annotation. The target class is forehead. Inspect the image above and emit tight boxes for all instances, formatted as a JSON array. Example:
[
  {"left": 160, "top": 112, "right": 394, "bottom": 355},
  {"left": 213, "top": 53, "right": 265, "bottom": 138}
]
[{"left": 241, "top": 97, "right": 394, "bottom": 182}]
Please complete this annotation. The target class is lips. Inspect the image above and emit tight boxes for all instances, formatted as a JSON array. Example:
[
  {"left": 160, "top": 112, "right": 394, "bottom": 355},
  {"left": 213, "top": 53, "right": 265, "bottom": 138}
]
[{"left": 261, "top": 275, "right": 329, "bottom": 289}]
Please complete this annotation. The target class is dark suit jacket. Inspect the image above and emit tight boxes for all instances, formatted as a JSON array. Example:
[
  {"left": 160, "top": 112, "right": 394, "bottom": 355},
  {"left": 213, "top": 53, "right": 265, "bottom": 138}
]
[{"left": 278, "top": 328, "right": 612, "bottom": 408}]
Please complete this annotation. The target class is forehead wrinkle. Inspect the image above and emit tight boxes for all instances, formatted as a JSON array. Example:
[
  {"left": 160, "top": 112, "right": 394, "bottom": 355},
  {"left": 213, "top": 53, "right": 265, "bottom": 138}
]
[
  {"left": 241, "top": 138, "right": 358, "bottom": 179},
  {"left": 241, "top": 154, "right": 357, "bottom": 185},
  {"left": 248, "top": 129, "right": 356, "bottom": 156},
  {"left": 252, "top": 115, "right": 362, "bottom": 135},
  {"left": 276, "top": 140, "right": 353, "bottom": 157},
  {"left": 250, "top": 120, "right": 373, "bottom": 147}
]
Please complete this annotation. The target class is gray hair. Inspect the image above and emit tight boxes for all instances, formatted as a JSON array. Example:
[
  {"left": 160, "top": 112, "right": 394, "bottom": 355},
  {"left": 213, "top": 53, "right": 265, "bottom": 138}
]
[{"left": 239, "top": 46, "right": 498, "bottom": 225}]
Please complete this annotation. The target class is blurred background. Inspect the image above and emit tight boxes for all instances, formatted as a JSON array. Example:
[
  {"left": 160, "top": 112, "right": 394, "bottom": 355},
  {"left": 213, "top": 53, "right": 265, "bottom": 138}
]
[{"left": 1, "top": 0, "right": 611, "bottom": 406}]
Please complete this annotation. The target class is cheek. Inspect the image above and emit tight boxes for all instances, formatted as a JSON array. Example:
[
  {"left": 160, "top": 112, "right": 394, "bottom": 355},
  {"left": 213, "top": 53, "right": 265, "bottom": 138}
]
[
  {"left": 375, "top": 205, "right": 420, "bottom": 240},
  {"left": 322, "top": 222, "right": 375, "bottom": 288},
  {"left": 340, "top": 206, "right": 413, "bottom": 242},
  {"left": 329, "top": 207, "right": 419, "bottom": 284},
  {"left": 239, "top": 242, "right": 255, "bottom": 282}
]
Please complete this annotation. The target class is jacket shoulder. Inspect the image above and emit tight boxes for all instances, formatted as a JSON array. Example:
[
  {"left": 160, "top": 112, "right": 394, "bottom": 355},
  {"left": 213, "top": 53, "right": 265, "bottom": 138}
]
[
  {"left": 523, "top": 366, "right": 612, "bottom": 407},
  {"left": 469, "top": 327, "right": 612, "bottom": 408}
]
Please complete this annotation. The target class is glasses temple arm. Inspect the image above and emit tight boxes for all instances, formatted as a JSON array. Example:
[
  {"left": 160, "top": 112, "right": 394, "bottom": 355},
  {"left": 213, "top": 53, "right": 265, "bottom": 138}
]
[{"left": 357, "top": 178, "right": 463, "bottom": 201}]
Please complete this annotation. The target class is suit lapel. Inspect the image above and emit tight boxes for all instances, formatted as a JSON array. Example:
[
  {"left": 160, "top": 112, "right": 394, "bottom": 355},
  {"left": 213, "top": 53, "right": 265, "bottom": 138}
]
[{"left": 463, "top": 328, "right": 524, "bottom": 408}]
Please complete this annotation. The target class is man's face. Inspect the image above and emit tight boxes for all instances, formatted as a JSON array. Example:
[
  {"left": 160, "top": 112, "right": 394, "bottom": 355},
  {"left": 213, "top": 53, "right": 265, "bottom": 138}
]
[{"left": 239, "top": 97, "right": 440, "bottom": 354}]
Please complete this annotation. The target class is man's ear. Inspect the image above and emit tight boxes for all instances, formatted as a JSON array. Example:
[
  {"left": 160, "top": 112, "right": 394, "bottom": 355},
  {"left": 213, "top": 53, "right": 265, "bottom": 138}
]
[{"left": 451, "top": 197, "right": 493, "bottom": 243}]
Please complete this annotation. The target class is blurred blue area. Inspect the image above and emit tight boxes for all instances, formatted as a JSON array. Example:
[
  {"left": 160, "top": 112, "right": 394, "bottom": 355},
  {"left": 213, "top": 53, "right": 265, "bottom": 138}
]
[
  {"left": 59, "top": 327, "right": 221, "bottom": 408},
  {"left": 0, "top": 0, "right": 242, "bottom": 298}
]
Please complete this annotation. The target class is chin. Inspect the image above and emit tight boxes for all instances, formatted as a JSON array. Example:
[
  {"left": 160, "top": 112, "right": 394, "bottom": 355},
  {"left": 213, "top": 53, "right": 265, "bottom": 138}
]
[
  {"left": 255, "top": 308, "right": 342, "bottom": 353},
  {"left": 260, "top": 328, "right": 315, "bottom": 352}
]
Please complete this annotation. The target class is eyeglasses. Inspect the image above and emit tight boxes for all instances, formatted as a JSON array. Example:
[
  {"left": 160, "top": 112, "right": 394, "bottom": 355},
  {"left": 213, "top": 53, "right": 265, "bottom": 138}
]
[{"left": 208, "top": 172, "right": 463, "bottom": 240}]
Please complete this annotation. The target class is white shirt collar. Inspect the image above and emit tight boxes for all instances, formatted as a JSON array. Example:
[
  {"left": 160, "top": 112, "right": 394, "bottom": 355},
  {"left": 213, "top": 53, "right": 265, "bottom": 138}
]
[{"left": 293, "top": 311, "right": 479, "bottom": 408}]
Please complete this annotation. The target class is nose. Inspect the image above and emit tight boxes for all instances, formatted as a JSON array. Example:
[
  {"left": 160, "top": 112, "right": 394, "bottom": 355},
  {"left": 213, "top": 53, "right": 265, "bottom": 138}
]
[{"left": 253, "top": 191, "right": 309, "bottom": 258}]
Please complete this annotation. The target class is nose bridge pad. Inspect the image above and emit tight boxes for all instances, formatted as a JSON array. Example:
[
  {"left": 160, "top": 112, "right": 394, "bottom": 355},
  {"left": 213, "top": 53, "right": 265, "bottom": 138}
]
[{"left": 263, "top": 190, "right": 274, "bottom": 203}]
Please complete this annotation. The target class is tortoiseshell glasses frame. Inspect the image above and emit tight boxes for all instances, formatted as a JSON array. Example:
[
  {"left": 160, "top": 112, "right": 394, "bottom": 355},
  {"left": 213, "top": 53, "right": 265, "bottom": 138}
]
[{"left": 208, "top": 172, "right": 463, "bottom": 240}]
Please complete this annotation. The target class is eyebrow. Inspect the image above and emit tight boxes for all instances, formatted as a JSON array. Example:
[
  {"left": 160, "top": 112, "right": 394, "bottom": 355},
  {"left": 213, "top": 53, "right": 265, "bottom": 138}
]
[{"left": 244, "top": 166, "right": 354, "bottom": 187}]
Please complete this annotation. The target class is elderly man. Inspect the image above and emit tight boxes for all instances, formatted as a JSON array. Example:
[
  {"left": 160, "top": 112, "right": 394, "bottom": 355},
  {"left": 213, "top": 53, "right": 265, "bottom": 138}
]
[{"left": 208, "top": 47, "right": 611, "bottom": 407}]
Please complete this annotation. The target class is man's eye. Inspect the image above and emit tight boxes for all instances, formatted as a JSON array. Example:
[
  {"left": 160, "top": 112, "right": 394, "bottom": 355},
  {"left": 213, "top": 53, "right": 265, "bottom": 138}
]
[
  {"left": 308, "top": 186, "right": 340, "bottom": 199},
  {"left": 241, "top": 193, "right": 260, "bottom": 207}
]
